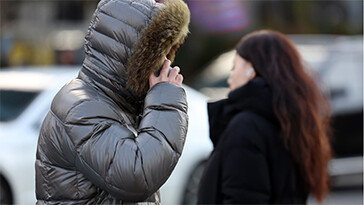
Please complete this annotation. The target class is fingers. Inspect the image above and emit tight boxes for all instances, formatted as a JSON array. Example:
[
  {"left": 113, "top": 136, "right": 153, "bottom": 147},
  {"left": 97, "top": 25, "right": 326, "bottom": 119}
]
[
  {"left": 160, "top": 59, "right": 171, "bottom": 78},
  {"left": 169, "top": 66, "right": 180, "bottom": 79},
  {"left": 176, "top": 74, "right": 183, "bottom": 86},
  {"left": 149, "top": 70, "right": 156, "bottom": 80},
  {"left": 149, "top": 59, "right": 184, "bottom": 90},
  {"left": 168, "top": 67, "right": 183, "bottom": 87},
  {"left": 149, "top": 71, "right": 158, "bottom": 88}
]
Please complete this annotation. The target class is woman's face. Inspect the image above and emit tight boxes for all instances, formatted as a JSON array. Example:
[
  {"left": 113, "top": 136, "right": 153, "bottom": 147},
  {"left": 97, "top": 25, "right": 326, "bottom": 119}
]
[{"left": 227, "top": 54, "right": 255, "bottom": 91}]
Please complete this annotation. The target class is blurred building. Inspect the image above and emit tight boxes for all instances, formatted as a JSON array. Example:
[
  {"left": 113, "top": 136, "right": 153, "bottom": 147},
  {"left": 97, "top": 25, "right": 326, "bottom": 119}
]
[
  {"left": 1, "top": 0, "right": 362, "bottom": 79},
  {"left": 1, "top": 1, "right": 98, "bottom": 67}
]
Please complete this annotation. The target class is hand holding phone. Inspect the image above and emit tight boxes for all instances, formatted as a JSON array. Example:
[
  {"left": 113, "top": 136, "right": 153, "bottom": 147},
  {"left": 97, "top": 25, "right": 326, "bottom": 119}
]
[{"left": 149, "top": 59, "right": 183, "bottom": 89}]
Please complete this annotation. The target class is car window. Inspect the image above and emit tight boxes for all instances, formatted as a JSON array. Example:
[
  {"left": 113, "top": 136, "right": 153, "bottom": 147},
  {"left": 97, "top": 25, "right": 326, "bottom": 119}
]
[{"left": 0, "top": 90, "right": 40, "bottom": 122}]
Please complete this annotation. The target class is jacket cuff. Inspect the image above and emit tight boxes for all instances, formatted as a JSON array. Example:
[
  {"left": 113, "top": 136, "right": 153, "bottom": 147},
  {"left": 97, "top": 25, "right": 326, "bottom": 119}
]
[{"left": 144, "top": 82, "right": 187, "bottom": 112}]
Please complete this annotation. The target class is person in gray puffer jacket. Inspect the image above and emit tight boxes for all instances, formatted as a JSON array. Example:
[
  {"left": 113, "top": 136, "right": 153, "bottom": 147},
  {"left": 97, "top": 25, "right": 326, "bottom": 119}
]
[{"left": 35, "top": 0, "right": 190, "bottom": 204}]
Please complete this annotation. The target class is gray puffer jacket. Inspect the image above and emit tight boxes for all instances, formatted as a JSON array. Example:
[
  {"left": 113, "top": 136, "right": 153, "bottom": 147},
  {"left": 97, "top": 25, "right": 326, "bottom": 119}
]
[{"left": 35, "top": 0, "right": 190, "bottom": 204}]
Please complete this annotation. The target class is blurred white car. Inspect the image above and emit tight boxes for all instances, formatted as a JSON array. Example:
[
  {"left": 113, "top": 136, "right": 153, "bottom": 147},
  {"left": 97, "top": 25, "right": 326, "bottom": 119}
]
[{"left": 0, "top": 66, "right": 212, "bottom": 204}]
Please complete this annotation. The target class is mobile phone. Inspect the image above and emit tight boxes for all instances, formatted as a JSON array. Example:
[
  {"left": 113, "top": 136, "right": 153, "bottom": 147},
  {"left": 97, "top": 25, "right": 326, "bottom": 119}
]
[{"left": 154, "top": 66, "right": 173, "bottom": 77}]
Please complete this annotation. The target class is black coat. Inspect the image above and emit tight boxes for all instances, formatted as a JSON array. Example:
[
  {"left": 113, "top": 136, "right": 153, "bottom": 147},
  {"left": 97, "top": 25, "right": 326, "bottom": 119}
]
[{"left": 197, "top": 78, "right": 308, "bottom": 204}]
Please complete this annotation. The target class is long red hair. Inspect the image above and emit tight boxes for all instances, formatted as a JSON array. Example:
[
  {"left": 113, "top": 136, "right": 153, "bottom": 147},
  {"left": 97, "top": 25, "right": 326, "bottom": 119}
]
[{"left": 237, "top": 30, "right": 332, "bottom": 202}]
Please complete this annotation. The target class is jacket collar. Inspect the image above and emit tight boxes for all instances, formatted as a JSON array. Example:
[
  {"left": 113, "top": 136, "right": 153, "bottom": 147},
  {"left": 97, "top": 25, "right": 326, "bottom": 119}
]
[
  {"left": 226, "top": 77, "right": 277, "bottom": 122},
  {"left": 208, "top": 77, "right": 279, "bottom": 146}
]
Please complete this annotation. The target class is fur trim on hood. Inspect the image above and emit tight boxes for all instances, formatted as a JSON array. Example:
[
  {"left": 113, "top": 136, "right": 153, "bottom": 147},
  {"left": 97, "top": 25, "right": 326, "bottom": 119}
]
[{"left": 126, "top": 0, "right": 190, "bottom": 98}]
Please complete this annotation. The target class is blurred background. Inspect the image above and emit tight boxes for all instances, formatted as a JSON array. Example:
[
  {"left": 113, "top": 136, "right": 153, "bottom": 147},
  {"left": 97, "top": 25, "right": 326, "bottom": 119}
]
[{"left": 0, "top": 0, "right": 363, "bottom": 204}]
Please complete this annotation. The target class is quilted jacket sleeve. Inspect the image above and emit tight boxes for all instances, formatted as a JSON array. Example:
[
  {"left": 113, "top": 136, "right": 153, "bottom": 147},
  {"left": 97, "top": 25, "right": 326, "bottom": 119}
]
[{"left": 67, "top": 82, "right": 188, "bottom": 202}]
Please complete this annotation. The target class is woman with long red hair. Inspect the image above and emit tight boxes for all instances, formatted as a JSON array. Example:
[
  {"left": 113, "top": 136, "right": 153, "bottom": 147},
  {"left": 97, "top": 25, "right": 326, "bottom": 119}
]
[{"left": 198, "top": 30, "right": 332, "bottom": 204}]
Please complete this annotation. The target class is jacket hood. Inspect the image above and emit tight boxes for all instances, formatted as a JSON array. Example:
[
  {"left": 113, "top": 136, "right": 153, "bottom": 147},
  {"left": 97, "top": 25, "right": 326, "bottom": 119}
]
[{"left": 78, "top": 0, "right": 190, "bottom": 114}]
